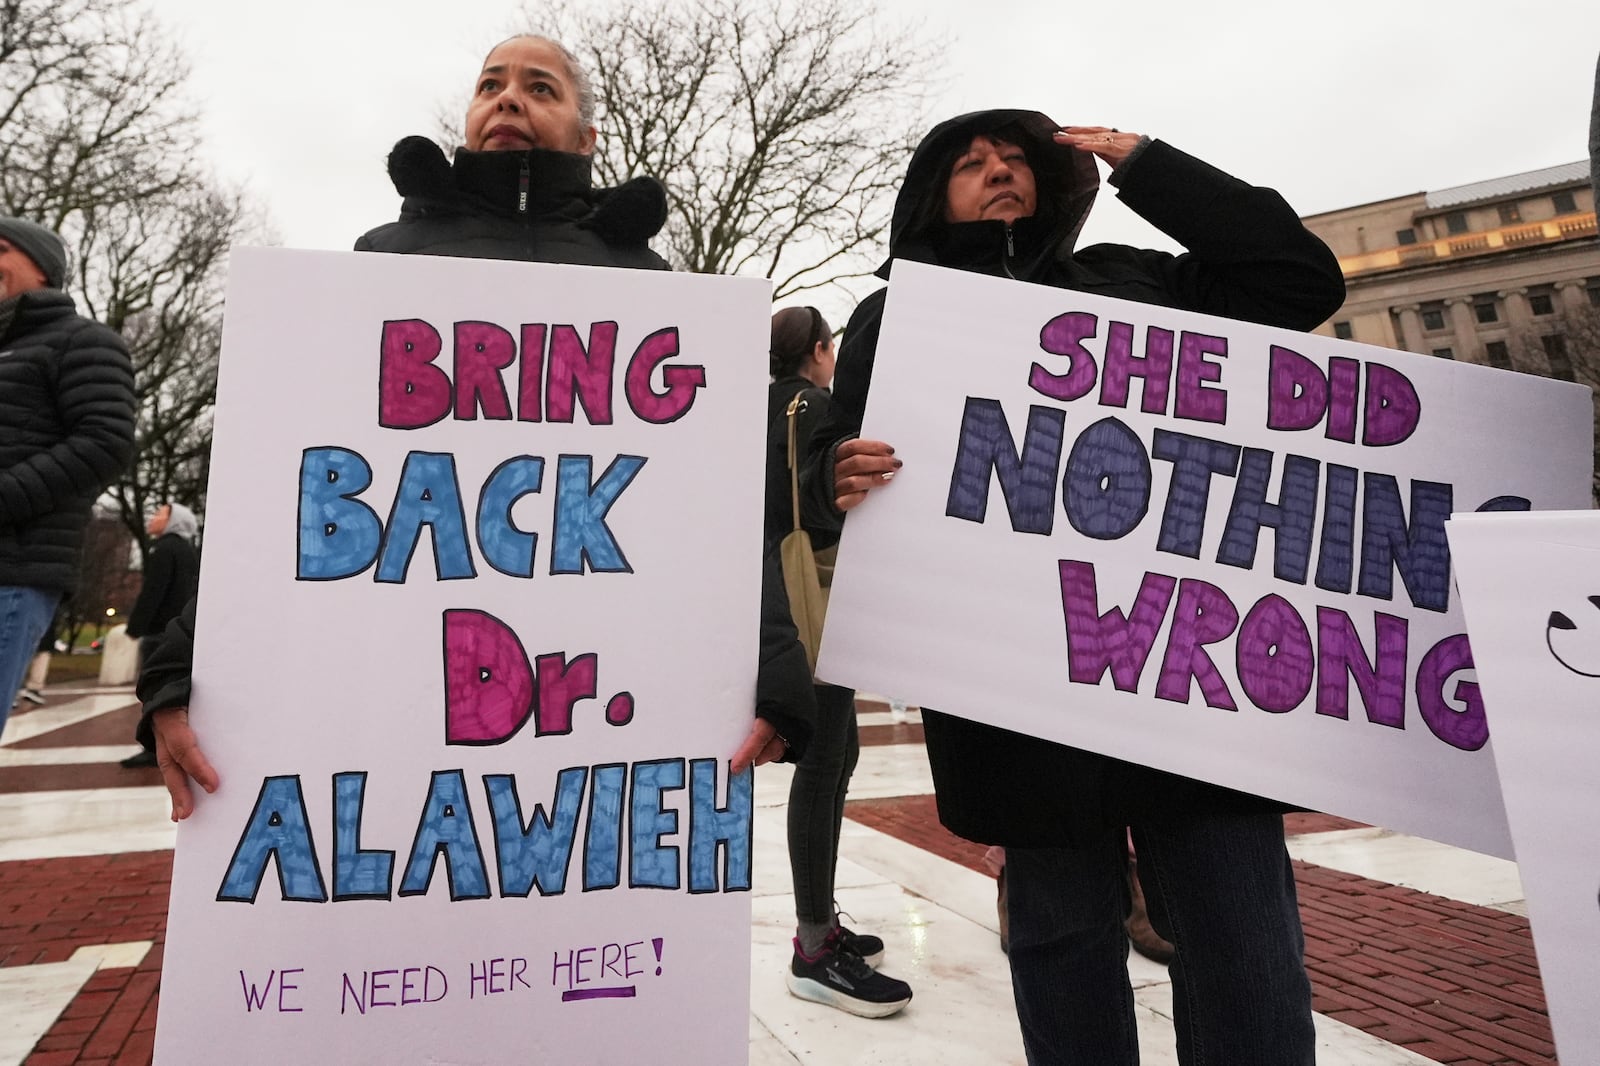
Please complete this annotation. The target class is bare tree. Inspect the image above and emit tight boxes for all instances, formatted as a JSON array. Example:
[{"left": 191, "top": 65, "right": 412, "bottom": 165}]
[
  {"left": 488, "top": 0, "right": 935, "bottom": 306},
  {"left": 2, "top": 0, "right": 266, "bottom": 556},
  {"left": 1501, "top": 299, "right": 1600, "bottom": 502}
]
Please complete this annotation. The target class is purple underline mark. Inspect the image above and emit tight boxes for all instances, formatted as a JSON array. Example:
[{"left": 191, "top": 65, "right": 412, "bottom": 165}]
[{"left": 562, "top": 986, "right": 637, "bottom": 1002}]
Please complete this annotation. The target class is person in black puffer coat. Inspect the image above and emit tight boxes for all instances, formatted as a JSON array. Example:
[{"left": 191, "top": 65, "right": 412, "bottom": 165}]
[
  {"left": 801, "top": 111, "right": 1345, "bottom": 1065},
  {"left": 140, "top": 35, "right": 814, "bottom": 814},
  {"left": 0, "top": 216, "right": 136, "bottom": 733}
]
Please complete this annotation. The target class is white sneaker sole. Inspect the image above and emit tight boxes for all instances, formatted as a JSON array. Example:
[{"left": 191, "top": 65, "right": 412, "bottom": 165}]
[{"left": 785, "top": 972, "right": 911, "bottom": 1018}]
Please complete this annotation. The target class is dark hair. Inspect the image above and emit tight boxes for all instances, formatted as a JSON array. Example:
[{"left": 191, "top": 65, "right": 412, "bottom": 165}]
[{"left": 770, "top": 305, "right": 831, "bottom": 377}]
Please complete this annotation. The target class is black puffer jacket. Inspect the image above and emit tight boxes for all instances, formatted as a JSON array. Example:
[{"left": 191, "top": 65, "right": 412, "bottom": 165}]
[
  {"left": 0, "top": 290, "right": 136, "bottom": 594},
  {"left": 803, "top": 110, "right": 1345, "bottom": 848},
  {"left": 355, "top": 137, "right": 671, "bottom": 270}
]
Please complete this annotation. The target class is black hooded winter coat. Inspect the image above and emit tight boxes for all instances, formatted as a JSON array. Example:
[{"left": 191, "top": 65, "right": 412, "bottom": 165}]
[{"left": 801, "top": 110, "right": 1346, "bottom": 848}]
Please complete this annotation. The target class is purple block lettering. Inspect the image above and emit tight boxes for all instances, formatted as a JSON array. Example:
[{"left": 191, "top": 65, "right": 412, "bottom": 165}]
[
  {"left": 1155, "top": 579, "right": 1239, "bottom": 709},
  {"left": 1314, "top": 608, "right": 1407, "bottom": 728},
  {"left": 1058, "top": 561, "right": 1174, "bottom": 691},
  {"left": 1416, "top": 634, "right": 1488, "bottom": 751},
  {"left": 1173, "top": 332, "right": 1228, "bottom": 423},
  {"left": 1032, "top": 311, "right": 1099, "bottom": 401},
  {"left": 1235, "top": 596, "right": 1314, "bottom": 713}
]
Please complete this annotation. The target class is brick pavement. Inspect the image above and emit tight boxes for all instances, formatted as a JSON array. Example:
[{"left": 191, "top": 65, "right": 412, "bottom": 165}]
[
  {"left": 0, "top": 695, "right": 1561, "bottom": 1064},
  {"left": 846, "top": 794, "right": 1556, "bottom": 1065},
  {"left": 1, "top": 853, "right": 169, "bottom": 1065}
]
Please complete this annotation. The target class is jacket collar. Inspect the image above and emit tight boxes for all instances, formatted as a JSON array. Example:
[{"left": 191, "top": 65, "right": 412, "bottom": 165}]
[
  {"left": 382, "top": 135, "right": 670, "bottom": 246},
  {"left": 0, "top": 289, "right": 73, "bottom": 344}
]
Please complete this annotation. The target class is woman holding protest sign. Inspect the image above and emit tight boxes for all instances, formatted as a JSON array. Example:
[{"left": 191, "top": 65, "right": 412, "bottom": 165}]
[
  {"left": 140, "top": 35, "right": 815, "bottom": 816},
  {"left": 764, "top": 305, "right": 912, "bottom": 1018},
  {"left": 799, "top": 112, "right": 1343, "bottom": 1064}
]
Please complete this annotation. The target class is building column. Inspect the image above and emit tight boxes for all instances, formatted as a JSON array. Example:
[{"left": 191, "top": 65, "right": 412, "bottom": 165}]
[
  {"left": 1393, "top": 304, "right": 1424, "bottom": 353},
  {"left": 1500, "top": 287, "right": 1532, "bottom": 331},
  {"left": 1445, "top": 296, "right": 1479, "bottom": 363},
  {"left": 1556, "top": 279, "right": 1589, "bottom": 314}
]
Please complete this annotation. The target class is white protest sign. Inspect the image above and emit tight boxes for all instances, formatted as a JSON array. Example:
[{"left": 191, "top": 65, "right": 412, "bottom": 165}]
[
  {"left": 1449, "top": 512, "right": 1600, "bottom": 1063},
  {"left": 817, "top": 259, "right": 1592, "bottom": 858},
  {"left": 156, "top": 248, "right": 770, "bottom": 1065}
]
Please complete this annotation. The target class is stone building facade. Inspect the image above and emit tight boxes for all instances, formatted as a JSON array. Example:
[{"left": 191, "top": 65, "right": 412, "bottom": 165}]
[{"left": 1301, "top": 161, "right": 1599, "bottom": 379}]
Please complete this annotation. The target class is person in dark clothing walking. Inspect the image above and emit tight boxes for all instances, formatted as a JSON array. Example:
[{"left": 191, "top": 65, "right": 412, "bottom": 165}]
[
  {"left": 765, "top": 306, "right": 912, "bottom": 1017},
  {"left": 120, "top": 501, "right": 200, "bottom": 767},
  {"left": 142, "top": 35, "right": 814, "bottom": 813},
  {"left": 801, "top": 111, "right": 1344, "bottom": 1065},
  {"left": 0, "top": 216, "right": 136, "bottom": 736}
]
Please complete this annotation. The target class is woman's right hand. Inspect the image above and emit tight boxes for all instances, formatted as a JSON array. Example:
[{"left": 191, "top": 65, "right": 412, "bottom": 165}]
[{"left": 834, "top": 438, "right": 902, "bottom": 512}]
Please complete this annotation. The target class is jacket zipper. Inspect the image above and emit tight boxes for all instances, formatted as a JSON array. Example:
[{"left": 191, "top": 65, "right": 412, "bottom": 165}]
[
  {"left": 1002, "top": 224, "right": 1016, "bottom": 278},
  {"left": 518, "top": 157, "right": 530, "bottom": 216}
]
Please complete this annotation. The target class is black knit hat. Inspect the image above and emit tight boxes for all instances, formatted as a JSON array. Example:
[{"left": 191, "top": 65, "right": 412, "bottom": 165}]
[{"left": 0, "top": 216, "right": 68, "bottom": 290}]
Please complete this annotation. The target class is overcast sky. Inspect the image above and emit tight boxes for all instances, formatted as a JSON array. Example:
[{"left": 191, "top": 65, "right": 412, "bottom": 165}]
[{"left": 149, "top": 0, "right": 1598, "bottom": 322}]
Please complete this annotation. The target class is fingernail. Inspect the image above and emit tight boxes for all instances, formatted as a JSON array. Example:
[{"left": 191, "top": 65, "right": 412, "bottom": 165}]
[{"left": 893, "top": 458, "right": 904, "bottom": 468}]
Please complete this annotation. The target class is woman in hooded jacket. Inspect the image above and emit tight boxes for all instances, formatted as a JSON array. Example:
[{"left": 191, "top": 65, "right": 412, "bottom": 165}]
[{"left": 800, "top": 111, "right": 1344, "bottom": 1065}]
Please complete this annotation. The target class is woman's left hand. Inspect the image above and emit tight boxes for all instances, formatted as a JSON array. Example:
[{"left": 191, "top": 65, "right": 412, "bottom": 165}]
[
  {"left": 1055, "top": 126, "right": 1143, "bottom": 168},
  {"left": 731, "top": 718, "right": 787, "bottom": 775}
]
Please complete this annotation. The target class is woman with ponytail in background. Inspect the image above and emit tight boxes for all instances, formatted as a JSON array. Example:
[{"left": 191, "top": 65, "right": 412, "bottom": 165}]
[{"left": 763, "top": 306, "right": 913, "bottom": 1018}]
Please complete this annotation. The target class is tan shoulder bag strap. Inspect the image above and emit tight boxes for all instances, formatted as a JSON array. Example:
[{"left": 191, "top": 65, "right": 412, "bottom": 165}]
[{"left": 786, "top": 393, "right": 808, "bottom": 533}]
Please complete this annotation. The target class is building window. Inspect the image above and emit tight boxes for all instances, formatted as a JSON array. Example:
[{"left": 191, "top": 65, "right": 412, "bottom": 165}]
[
  {"left": 1497, "top": 203, "right": 1522, "bottom": 225},
  {"left": 1473, "top": 298, "right": 1499, "bottom": 324},
  {"left": 1553, "top": 191, "right": 1578, "bottom": 214},
  {"left": 1485, "top": 340, "right": 1511, "bottom": 369},
  {"left": 1587, "top": 278, "right": 1600, "bottom": 308},
  {"left": 1529, "top": 293, "right": 1555, "bottom": 316},
  {"left": 1444, "top": 211, "right": 1469, "bottom": 235},
  {"left": 1421, "top": 308, "right": 1446, "bottom": 331},
  {"left": 1396, "top": 228, "right": 1417, "bottom": 245},
  {"left": 1431, "top": 347, "right": 1455, "bottom": 360},
  {"left": 1333, "top": 321, "right": 1353, "bottom": 340},
  {"left": 1543, "top": 334, "right": 1574, "bottom": 380}
]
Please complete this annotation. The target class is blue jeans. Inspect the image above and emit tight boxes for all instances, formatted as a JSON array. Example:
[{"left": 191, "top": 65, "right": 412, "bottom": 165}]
[
  {"left": 786, "top": 683, "right": 860, "bottom": 925},
  {"left": 1005, "top": 812, "right": 1315, "bottom": 1066},
  {"left": 0, "top": 586, "right": 61, "bottom": 738}
]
